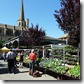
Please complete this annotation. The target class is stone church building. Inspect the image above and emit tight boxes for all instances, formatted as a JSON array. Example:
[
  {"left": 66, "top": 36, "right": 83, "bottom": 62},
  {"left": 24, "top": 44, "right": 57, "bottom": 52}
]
[{"left": 0, "top": 0, "right": 29, "bottom": 41}]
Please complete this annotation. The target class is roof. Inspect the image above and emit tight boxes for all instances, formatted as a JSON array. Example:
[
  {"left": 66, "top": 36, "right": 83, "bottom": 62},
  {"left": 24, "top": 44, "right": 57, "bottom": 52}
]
[
  {"left": 44, "top": 36, "right": 59, "bottom": 40},
  {"left": 58, "top": 33, "right": 68, "bottom": 39}
]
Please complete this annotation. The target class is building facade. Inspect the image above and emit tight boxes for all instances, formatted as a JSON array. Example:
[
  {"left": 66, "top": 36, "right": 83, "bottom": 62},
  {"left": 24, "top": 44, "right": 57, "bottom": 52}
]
[{"left": 0, "top": 0, "right": 29, "bottom": 41}]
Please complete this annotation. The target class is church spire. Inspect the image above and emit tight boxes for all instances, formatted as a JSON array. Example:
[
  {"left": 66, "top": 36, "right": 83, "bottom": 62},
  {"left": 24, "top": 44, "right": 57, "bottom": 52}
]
[
  {"left": 17, "top": 0, "right": 29, "bottom": 28},
  {"left": 17, "top": 0, "right": 26, "bottom": 27},
  {"left": 19, "top": 0, "right": 25, "bottom": 21}
]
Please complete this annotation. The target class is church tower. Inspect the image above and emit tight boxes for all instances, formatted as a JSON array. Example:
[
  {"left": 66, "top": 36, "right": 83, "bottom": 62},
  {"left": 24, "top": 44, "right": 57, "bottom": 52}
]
[{"left": 17, "top": 0, "right": 29, "bottom": 28}]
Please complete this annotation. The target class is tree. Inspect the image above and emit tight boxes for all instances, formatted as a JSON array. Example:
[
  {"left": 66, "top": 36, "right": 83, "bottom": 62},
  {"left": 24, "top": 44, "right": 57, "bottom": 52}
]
[
  {"left": 54, "top": 0, "right": 80, "bottom": 46},
  {"left": 0, "top": 40, "right": 5, "bottom": 48},
  {"left": 22, "top": 24, "right": 46, "bottom": 48}
]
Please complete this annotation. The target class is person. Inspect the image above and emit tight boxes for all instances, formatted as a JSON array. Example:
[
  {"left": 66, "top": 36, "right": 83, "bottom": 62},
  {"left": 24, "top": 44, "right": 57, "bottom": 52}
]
[
  {"left": 19, "top": 51, "right": 24, "bottom": 68},
  {"left": 2, "top": 52, "right": 6, "bottom": 61},
  {"left": 13, "top": 50, "right": 17, "bottom": 67},
  {"left": 6, "top": 49, "right": 16, "bottom": 74},
  {"left": 28, "top": 49, "right": 36, "bottom": 76}
]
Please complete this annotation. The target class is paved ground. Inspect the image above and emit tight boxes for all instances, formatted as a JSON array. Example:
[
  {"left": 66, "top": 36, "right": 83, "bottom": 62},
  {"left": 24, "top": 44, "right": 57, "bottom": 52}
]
[{"left": 0, "top": 60, "right": 57, "bottom": 80}]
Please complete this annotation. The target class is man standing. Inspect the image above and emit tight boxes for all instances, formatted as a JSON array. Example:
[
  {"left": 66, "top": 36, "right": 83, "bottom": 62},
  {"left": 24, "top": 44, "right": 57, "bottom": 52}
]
[
  {"left": 29, "top": 49, "right": 36, "bottom": 76},
  {"left": 6, "top": 49, "right": 16, "bottom": 74}
]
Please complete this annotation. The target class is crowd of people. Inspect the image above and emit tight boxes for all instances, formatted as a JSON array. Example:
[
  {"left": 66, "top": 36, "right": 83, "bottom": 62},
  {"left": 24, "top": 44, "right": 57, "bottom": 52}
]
[
  {"left": 1, "top": 49, "right": 37, "bottom": 77},
  {"left": 1, "top": 48, "right": 51, "bottom": 77}
]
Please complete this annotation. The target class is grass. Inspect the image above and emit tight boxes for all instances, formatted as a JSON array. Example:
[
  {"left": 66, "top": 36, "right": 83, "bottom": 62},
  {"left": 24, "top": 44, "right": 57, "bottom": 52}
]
[{"left": 16, "top": 56, "right": 30, "bottom": 63}]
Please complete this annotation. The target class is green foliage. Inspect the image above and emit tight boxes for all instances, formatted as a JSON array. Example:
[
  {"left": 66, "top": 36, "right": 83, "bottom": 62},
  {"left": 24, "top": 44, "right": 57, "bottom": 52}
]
[
  {"left": 43, "top": 58, "right": 68, "bottom": 74},
  {"left": 64, "top": 45, "right": 73, "bottom": 49},
  {"left": 23, "top": 57, "right": 30, "bottom": 63},
  {"left": 53, "top": 48, "right": 63, "bottom": 50},
  {"left": 52, "top": 66, "right": 68, "bottom": 74},
  {"left": 40, "top": 58, "right": 45, "bottom": 61},
  {"left": 67, "top": 65, "right": 80, "bottom": 78},
  {"left": 43, "top": 58, "right": 63, "bottom": 68},
  {"left": 16, "top": 56, "right": 20, "bottom": 61},
  {"left": 41, "top": 58, "right": 80, "bottom": 78},
  {"left": 35, "top": 57, "right": 46, "bottom": 66},
  {"left": 16, "top": 56, "right": 30, "bottom": 63},
  {"left": 64, "top": 45, "right": 78, "bottom": 53},
  {"left": 64, "top": 45, "right": 79, "bottom": 65},
  {"left": 53, "top": 48, "right": 63, "bottom": 57}
]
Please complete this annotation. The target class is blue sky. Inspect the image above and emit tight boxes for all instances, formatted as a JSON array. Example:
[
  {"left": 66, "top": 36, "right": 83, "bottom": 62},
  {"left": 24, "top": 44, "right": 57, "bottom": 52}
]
[{"left": 0, "top": 0, "right": 65, "bottom": 38}]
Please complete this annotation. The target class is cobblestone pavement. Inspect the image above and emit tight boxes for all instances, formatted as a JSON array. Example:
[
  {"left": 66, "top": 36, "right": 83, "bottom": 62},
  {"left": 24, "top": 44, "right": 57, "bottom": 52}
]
[{"left": 0, "top": 60, "right": 57, "bottom": 80}]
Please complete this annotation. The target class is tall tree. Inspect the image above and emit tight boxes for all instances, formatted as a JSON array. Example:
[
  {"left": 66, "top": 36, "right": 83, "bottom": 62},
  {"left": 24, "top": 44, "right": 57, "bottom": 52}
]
[
  {"left": 22, "top": 24, "right": 46, "bottom": 48},
  {"left": 54, "top": 0, "right": 80, "bottom": 46}
]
